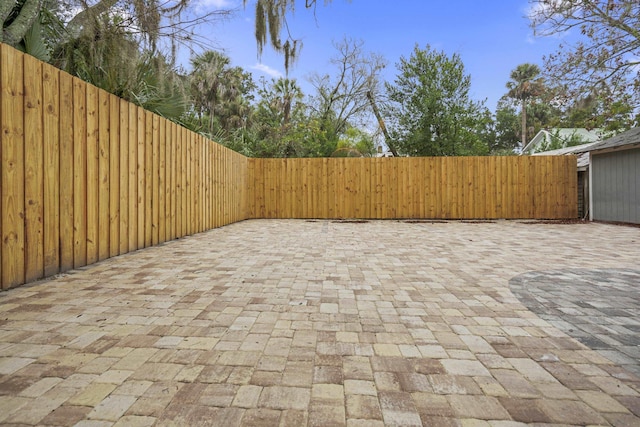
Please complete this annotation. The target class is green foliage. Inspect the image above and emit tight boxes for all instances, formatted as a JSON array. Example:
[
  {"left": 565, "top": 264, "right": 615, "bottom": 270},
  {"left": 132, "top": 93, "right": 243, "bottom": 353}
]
[
  {"left": 530, "top": 0, "right": 640, "bottom": 110},
  {"left": 188, "top": 50, "right": 255, "bottom": 139},
  {"left": 534, "top": 129, "right": 591, "bottom": 153},
  {"left": 493, "top": 98, "right": 520, "bottom": 153},
  {"left": 384, "top": 44, "right": 490, "bottom": 156},
  {"left": 332, "top": 128, "right": 376, "bottom": 157},
  {"left": 53, "top": 15, "right": 186, "bottom": 120}
]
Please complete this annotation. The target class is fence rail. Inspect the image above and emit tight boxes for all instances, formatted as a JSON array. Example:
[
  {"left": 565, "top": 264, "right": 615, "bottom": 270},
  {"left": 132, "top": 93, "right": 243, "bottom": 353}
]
[
  {"left": 1, "top": 45, "right": 577, "bottom": 290},
  {"left": 1, "top": 45, "right": 248, "bottom": 290},
  {"left": 248, "top": 156, "right": 577, "bottom": 220}
]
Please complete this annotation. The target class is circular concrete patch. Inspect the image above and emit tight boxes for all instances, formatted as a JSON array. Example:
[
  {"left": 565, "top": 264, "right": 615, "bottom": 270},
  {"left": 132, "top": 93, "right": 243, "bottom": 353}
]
[{"left": 510, "top": 268, "right": 640, "bottom": 376}]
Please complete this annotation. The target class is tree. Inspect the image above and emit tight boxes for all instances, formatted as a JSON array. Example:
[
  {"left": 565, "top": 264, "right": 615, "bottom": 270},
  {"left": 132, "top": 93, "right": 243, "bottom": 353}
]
[
  {"left": 384, "top": 44, "right": 490, "bottom": 156},
  {"left": 529, "top": 0, "right": 640, "bottom": 109},
  {"left": 505, "top": 63, "right": 545, "bottom": 149},
  {"left": 189, "top": 51, "right": 254, "bottom": 137},
  {"left": 1, "top": 0, "right": 65, "bottom": 61},
  {"left": 3, "top": 1, "right": 233, "bottom": 62},
  {"left": 307, "top": 37, "right": 386, "bottom": 137},
  {"left": 493, "top": 98, "right": 520, "bottom": 153},
  {"left": 1, "top": 0, "right": 44, "bottom": 46}
]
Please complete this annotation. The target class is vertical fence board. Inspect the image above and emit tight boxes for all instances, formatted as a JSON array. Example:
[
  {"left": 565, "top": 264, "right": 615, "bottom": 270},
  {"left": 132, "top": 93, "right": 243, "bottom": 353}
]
[
  {"left": 186, "top": 131, "right": 192, "bottom": 235},
  {"left": 0, "top": 45, "right": 25, "bottom": 289},
  {"left": 109, "top": 94, "right": 120, "bottom": 258},
  {"left": 169, "top": 122, "right": 176, "bottom": 239},
  {"left": 144, "top": 111, "right": 152, "bottom": 248},
  {"left": 128, "top": 104, "right": 138, "bottom": 251},
  {"left": 0, "top": 45, "right": 3, "bottom": 285},
  {"left": 72, "top": 78, "right": 87, "bottom": 268},
  {"left": 85, "top": 85, "right": 99, "bottom": 265},
  {"left": 151, "top": 114, "right": 159, "bottom": 245},
  {"left": 1, "top": 46, "right": 25, "bottom": 288},
  {"left": 158, "top": 117, "right": 166, "bottom": 243},
  {"left": 137, "top": 108, "right": 145, "bottom": 247},
  {"left": 42, "top": 63, "right": 60, "bottom": 276},
  {"left": 98, "top": 89, "right": 110, "bottom": 261},
  {"left": 23, "top": 55, "right": 44, "bottom": 283},
  {"left": 176, "top": 125, "right": 183, "bottom": 236},
  {"left": 58, "top": 73, "right": 74, "bottom": 271},
  {"left": 119, "top": 100, "right": 129, "bottom": 255}
]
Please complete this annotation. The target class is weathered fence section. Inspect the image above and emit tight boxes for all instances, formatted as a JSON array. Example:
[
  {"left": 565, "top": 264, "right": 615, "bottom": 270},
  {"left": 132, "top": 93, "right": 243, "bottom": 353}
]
[
  {"left": 248, "top": 156, "right": 577, "bottom": 219},
  {"left": 0, "top": 45, "right": 248, "bottom": 290}
]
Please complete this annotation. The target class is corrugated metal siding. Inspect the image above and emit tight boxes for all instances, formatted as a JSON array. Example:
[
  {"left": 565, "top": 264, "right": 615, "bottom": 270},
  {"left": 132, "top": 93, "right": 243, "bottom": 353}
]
[{"left": 592, "top": 148, "right": 640, "bottom": 224}]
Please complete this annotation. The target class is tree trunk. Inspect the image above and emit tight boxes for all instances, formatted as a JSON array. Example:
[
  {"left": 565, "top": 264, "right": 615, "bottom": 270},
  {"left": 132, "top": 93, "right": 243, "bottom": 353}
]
[
  {"left": 366, "top": 91, "right": 399, "bottom": 157},
  {"left": 1, "top": 0, "right": 44, "bottom": 46}
]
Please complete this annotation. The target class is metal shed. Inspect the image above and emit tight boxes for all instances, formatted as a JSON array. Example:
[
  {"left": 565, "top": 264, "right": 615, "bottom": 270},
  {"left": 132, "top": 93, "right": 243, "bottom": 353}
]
[{"left": 575, "top": 128, "right": 640, "bottom": 224}]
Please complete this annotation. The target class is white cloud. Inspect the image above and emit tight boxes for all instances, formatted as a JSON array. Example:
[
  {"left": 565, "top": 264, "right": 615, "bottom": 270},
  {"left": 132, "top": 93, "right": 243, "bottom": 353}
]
[
  {"left": 252, "top": 63, "right": 283, "bottom": 78},
  {"left": 195, "top": 0, "right": 238, "bottom": 11}
]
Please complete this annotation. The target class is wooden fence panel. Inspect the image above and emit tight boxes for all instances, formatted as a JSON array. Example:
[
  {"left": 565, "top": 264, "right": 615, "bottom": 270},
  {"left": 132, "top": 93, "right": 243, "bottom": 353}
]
[
  {"left": 0, "top": 45, "right": 250, "bottom": 289},
  {"left": 248, "top": 156, "right": 578, "bottom": 220}
]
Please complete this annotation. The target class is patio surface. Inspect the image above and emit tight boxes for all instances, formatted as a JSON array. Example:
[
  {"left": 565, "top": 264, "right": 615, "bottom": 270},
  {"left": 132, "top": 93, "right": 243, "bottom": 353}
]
[{"left": 1, "top": 219, "right": 640, "bottom": 426}]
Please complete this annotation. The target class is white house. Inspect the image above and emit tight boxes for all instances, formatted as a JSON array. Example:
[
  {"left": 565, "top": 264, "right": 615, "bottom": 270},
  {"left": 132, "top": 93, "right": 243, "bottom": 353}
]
[{"left": 521, "top": 128, "right": 604, "bottom": 155}]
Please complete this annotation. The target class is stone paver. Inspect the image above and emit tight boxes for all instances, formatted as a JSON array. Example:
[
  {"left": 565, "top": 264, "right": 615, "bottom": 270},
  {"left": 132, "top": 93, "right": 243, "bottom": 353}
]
[
  {"left": 0, "top": 219, "right": 639, "bottom": 426},
  {"left": 511, "top": 268, "right": 640, "bottom": 376}
]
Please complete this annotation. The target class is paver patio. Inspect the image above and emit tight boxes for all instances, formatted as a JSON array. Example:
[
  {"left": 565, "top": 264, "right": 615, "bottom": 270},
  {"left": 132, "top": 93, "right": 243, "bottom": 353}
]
[{"left": 1, "top": 219, "right": 639, "bottom": 426}]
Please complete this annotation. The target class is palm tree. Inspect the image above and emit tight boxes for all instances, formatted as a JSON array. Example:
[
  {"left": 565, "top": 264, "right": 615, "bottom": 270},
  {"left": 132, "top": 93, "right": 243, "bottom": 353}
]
[
  {"left": 189, "top": 51, "right": 252, "bottom": 136},
  {"left": 506, "top": 63, "right": 545, "bottom": 149},
  {"left": 272, "top": 78, "right": 302, "bottom": 125}
]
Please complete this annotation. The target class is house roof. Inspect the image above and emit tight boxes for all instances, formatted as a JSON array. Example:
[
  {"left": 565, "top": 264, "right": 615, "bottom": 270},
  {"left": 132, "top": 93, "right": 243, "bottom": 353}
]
[
  {"left": 530, "top": 141, "right": 599, "bottom": 156},
  {"left": 531, "top": 141, "right": 598, "bottom": 170},
  {"left": 572, "top": 126, "right": 640, "bottom": 154},
  {"left": 522, "top": 128, "right": 603, "bottom": 154}
]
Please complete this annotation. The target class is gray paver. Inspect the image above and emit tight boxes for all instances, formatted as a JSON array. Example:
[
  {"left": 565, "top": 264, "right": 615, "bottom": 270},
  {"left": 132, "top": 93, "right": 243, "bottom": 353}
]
[
  {"left": 0, "top": 219, "right": 640, "bottom": 425},
  {"left": 510, "top": 268, "right": 640, "bottom": 376}
]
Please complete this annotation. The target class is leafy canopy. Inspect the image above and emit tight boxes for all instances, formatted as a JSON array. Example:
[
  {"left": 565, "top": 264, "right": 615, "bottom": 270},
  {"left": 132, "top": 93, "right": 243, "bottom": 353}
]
[
  {"left": 529, "top": 0, "right": 640, "bottom": 109},
  {"left": 384, "top": 44, "right": 490, "bottom": 156}
]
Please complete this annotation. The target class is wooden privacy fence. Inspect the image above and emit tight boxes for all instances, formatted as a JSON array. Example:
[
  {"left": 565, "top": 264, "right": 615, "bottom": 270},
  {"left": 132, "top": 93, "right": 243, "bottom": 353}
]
[
  {"left": 0, "top": 45, "right": 248, "bottom": 290},
  {"left": 1, "top": 44, "right": 578, "bottom": 290},
  {"left": 248, "top": 157, "right": 577, "bottom": 219}
]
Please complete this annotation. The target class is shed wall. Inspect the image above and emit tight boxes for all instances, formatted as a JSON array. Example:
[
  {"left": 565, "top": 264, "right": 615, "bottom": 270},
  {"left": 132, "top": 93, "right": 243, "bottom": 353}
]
[{"left": 592, "top": 148, "right": 640, "bottom": 224}]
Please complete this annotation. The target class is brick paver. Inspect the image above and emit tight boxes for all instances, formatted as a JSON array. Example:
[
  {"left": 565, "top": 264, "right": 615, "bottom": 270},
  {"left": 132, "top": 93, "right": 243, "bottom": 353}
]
[{"left": 1, "top": 219, "right": 639, "bottom": 425}]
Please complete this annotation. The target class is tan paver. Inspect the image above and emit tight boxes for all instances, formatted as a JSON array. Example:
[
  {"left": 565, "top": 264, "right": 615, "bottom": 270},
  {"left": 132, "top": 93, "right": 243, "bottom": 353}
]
[{"left": 1, "top": 219, "right": 640, "bottom": 425}]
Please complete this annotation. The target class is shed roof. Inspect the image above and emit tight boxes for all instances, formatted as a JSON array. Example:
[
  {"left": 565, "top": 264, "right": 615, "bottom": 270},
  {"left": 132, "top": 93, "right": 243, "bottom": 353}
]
[{"left": 572, "top": 127, "right": 640, "bottom": 154}]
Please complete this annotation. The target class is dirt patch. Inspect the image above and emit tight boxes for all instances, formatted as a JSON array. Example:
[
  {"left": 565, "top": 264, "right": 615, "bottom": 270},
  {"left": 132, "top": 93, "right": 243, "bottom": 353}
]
[
  {"left": 460, "top": 220, "right": 496, "bottom": 224},
  {"left": 520, "top": 219, "right": 588, "bottom": 225},
  {"left": 332, "top": 220, "right": 369, "bottom": 224},
  {"left": 403, "top": 220, "right": 448, "bottom": 224}
]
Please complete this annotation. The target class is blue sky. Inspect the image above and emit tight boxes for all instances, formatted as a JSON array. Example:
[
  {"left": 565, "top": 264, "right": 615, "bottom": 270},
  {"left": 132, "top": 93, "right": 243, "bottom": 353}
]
[{"left": 188, "top": 1, "right": 566, "bottom": 111}]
